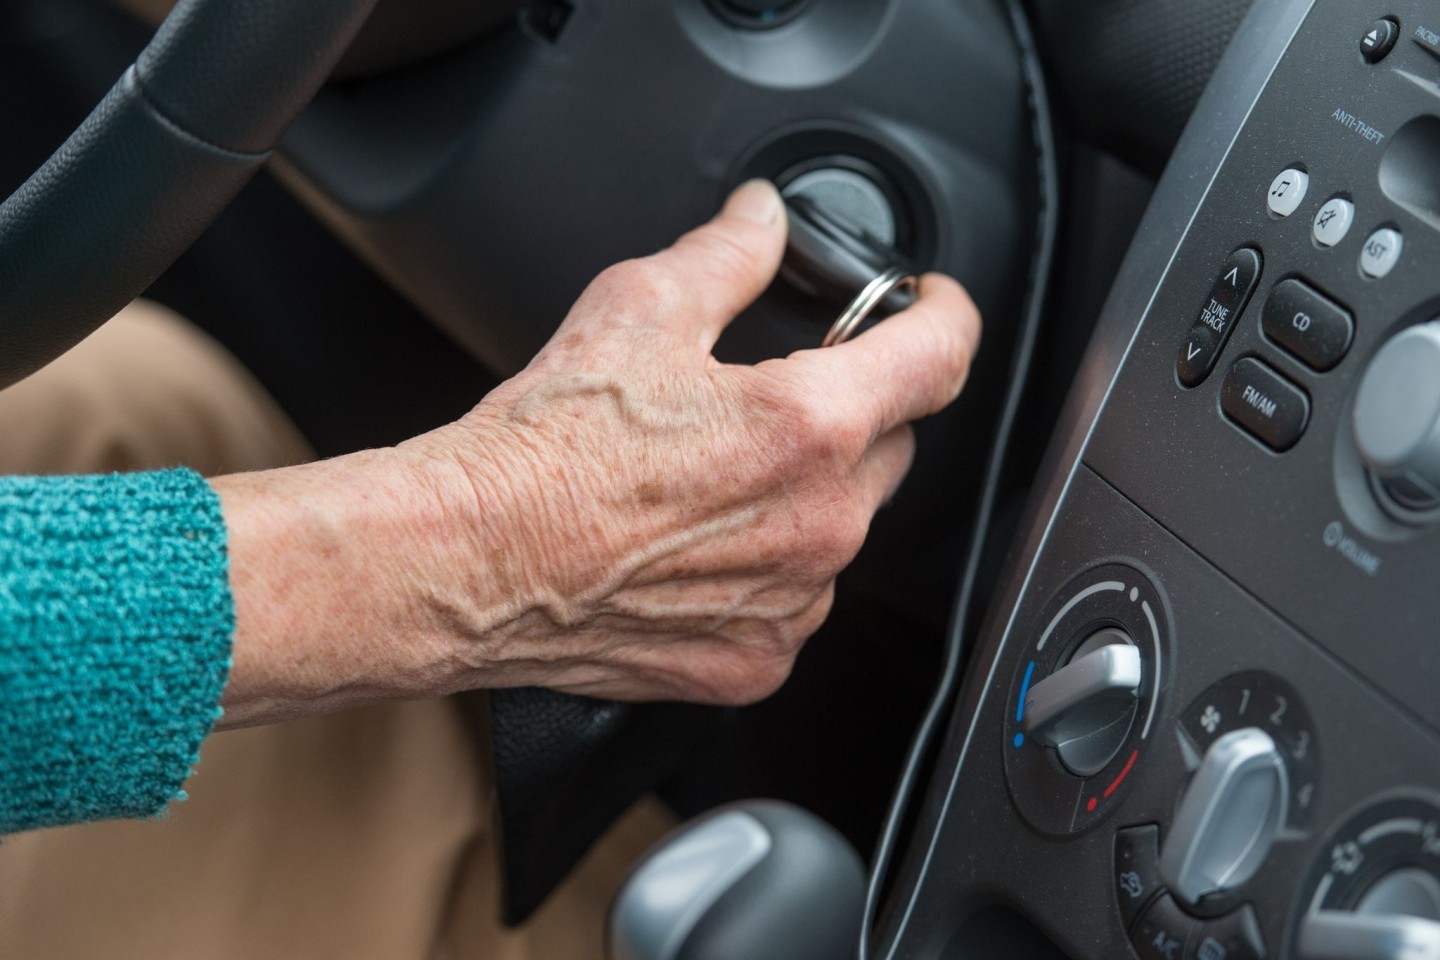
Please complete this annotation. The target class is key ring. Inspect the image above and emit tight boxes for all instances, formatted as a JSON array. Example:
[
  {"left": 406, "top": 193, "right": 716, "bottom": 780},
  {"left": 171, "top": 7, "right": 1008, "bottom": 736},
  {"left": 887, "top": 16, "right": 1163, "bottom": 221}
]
[{"left": 821, "top": 267, "right": 919, "bottom": 348}]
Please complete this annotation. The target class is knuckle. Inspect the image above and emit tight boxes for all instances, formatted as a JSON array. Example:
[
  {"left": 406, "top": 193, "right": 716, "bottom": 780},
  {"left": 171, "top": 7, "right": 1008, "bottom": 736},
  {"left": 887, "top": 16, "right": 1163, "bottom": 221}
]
[
  {"left": 790, "top": 497, "right": 869, "bottom": 577},
  {"left": 786, "top": 389, "right": 867, "bottom": 464},
  {"left": 588, "top": 258, "right": 685, "bottom": 318}
]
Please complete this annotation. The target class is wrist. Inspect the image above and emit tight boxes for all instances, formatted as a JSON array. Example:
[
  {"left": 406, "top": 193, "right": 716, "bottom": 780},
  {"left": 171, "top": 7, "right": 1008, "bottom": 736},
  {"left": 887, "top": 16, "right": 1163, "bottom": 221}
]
[{"left": 213, "top": 442, "right": 514, "bottom": 726}]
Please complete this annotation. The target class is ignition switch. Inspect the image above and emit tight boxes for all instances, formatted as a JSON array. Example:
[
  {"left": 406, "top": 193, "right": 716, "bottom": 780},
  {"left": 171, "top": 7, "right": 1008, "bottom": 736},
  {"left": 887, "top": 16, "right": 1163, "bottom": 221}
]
[{"left": 778, "top": 164, "right": 918, "bottom": 322}]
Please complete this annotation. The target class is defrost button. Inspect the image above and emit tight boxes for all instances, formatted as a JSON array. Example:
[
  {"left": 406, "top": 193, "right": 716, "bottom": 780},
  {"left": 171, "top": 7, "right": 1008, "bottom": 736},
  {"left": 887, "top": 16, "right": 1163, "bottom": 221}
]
[{"left": 1194, "top": 905, "right": 1267, "bottom": 960}]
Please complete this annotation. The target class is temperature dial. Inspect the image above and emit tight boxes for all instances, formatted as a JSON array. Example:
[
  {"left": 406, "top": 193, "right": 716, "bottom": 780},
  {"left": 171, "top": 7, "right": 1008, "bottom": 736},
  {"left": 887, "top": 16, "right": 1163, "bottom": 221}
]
[
  {"left": 1024, "top": 628, "right": 1142, "bottom": 777},
  {"left": 1295, "top": 796, "right": 1440, "bottom": 960},
  {"left": 1004, "top": 564, "right": 1168, "bottom": 835}
]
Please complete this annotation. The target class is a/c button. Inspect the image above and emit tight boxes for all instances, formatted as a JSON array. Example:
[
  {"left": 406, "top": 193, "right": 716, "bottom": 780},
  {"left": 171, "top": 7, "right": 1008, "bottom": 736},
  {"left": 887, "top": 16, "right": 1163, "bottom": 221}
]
[
  {"left": 1221, "top": 358, "right": 1310, "bottom": 452},
  {"left": 1133, "top": 894, "right": 1199, "bottom": 960}
]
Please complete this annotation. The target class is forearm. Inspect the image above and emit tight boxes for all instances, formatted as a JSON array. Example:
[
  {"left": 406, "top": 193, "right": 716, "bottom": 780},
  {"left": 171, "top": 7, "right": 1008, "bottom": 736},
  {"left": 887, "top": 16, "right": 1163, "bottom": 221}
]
[{"left": 212, "top": 439, "right": 520, "bottom": 728}]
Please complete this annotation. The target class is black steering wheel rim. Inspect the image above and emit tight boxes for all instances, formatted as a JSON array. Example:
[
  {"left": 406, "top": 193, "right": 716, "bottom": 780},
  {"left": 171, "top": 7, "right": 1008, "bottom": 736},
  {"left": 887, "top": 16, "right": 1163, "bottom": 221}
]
[{"left": 0, "top": 0, "right": 379, "bottom": 390}]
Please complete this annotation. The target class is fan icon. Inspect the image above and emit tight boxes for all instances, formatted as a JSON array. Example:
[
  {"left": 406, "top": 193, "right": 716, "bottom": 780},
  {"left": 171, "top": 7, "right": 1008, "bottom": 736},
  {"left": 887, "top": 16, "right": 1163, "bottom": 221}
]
[{"left": 1200, "top": 705, "right": 1222, "bottom": 734}]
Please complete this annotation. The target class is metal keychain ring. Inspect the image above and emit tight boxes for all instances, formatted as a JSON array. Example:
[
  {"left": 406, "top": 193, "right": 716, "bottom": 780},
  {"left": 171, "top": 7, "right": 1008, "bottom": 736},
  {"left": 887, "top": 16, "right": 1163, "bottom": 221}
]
[{"left": 821, "top": 267, "right": 919, "bottom": 348}]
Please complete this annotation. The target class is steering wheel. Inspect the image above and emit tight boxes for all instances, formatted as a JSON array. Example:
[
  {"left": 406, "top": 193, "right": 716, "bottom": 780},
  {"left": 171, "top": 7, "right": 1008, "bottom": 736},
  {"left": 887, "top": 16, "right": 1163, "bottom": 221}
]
[{"left": 0, "top": 0, "right": 379, "bottom": 389}]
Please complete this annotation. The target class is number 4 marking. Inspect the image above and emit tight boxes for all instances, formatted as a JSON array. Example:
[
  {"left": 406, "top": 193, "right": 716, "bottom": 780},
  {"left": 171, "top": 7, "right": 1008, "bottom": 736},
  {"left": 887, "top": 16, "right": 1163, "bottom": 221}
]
[{"left": 1424, "top": 822, "right": 1440, "bottom": 857}]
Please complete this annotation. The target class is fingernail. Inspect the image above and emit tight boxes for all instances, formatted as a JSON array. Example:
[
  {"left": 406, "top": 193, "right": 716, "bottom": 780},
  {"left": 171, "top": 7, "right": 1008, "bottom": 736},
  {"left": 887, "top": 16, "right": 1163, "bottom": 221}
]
[{"left": 724, "top": 179, "right": 782, "bottom": 225}]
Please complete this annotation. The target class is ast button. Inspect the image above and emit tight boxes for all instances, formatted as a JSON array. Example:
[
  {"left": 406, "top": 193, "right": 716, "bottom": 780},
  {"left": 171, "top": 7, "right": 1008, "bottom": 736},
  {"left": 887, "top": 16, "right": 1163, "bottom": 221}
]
[
  {"left": 1221, "top": 358, "right": 1311, "bottom": 452},
  {"left": 1360, "top": 227, "right": 1404, "bottom": 279},
  {"left": 1177, "top": 248, "right": 1264, "bottom": 387},
  {"left": 1133, "top": 893, "right": 1199, "bottom": 960},
  {"left": 1115, "top": 825, "right": 1165, "bottom": 930},
  {"left": 1260, "top": 279, "right": 1354, "bottom": 371}
]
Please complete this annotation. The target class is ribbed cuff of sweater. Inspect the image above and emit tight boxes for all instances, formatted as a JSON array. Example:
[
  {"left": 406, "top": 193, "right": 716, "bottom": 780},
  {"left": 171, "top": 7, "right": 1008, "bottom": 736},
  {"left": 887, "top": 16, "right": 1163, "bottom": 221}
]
[{"left": 0, "top": 469, "right": 234, "bottom": 834}]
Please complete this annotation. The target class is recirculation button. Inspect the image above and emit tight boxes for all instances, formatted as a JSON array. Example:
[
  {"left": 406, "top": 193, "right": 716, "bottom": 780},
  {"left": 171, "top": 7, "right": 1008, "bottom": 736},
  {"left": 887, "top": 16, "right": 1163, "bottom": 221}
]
[
  {"left": 1221, "top": 358, "right": 1310, "bottom": 452},
  {"left": 1115, "top": 825, "right": 1164, "bottom": 930},
  {"left": 1177, "top": 248, "right": 1263, "bottom": 388}
]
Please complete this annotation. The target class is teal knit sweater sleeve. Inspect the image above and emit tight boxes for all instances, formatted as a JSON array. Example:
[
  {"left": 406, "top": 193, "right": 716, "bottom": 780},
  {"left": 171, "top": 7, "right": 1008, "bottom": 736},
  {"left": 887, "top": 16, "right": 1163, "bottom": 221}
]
[{"left": 0, "top": 469, "right": 233, "bottom": 834}]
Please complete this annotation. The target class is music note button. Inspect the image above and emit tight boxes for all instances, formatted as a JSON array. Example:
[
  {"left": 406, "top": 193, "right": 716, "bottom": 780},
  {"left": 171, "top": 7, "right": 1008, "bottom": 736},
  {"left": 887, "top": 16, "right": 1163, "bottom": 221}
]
[{"left": 1266, "top": 167, "right": 1309, "bottom": 218}]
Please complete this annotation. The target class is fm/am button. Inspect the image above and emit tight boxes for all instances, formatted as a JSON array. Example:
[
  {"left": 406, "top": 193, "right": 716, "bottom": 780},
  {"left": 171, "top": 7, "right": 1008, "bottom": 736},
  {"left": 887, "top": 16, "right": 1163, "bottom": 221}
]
[{"left": 1221, "top": 358, "right": 1311, "bottom": 452}]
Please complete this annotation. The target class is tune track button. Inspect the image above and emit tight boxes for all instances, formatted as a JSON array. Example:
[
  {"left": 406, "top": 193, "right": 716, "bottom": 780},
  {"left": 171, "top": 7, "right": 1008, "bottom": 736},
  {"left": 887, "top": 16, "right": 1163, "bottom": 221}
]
[
  {"left": 1221, "top": 358, "right": 1311, "bottom": 452},
  {"left": 1177, "top": 248, "right": 1264, "bottom": 388},
  {"left": 1260, "top": 279, "right": 1354, "bottom": 372},
  {"left": 1266, "top": 168, "right": 1309, "bottom": 219}
]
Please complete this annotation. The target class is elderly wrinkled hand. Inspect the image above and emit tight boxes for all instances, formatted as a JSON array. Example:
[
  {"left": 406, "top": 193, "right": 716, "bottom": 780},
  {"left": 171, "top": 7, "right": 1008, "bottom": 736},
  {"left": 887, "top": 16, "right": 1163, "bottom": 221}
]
[{"left": 214, "top": 180, "right": 980, "bottom": 726}]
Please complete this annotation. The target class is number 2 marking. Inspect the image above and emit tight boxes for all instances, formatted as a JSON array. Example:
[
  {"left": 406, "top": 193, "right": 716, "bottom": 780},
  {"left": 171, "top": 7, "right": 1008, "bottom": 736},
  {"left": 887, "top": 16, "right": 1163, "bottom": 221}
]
[{"left": 1270, "top": 696, "right": 1288, "bottom": 726}]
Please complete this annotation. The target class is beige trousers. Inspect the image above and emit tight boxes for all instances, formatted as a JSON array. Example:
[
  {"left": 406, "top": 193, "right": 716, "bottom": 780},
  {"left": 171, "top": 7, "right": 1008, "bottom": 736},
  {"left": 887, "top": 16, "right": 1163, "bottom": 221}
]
[{"left": 0, "top": 302, "right": 673, "bottom": 959}]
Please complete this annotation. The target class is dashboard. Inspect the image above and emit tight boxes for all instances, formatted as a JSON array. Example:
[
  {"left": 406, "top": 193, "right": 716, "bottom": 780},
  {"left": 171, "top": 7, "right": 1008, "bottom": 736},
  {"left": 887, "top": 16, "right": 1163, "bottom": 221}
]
[
  {"left": 7, "top": 1, "right": 1437, "bottom": 954},
  {"left": 875, "top": 0, "right": 1440, "bottom": 958}
]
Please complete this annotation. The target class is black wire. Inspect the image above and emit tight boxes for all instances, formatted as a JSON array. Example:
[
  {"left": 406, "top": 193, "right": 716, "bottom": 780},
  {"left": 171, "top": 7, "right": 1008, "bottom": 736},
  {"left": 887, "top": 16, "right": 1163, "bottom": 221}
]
[{"left": 856, "top": 0, "right": 1060, "bottom": 955}]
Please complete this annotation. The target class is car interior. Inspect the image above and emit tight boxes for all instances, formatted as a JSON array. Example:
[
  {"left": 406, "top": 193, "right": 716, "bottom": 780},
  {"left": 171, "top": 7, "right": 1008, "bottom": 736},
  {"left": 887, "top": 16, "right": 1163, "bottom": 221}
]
[{"left": 3, "top": 0, "right": 1438, "bottom": 957}]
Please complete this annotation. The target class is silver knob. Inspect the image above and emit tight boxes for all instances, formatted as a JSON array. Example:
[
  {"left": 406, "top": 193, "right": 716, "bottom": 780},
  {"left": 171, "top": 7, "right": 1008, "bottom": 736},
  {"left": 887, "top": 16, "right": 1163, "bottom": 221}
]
[
  {"left": 1298, "top": 912, "right": 1440, "bottom": 960},
  {"left": 1354, "top": 320, "right": 1440, "bottom": 513},
  {"left": 1023, "top": 628, "right": 1142, "bottom": 777},
  {"left": 608, "top": 801, "right": 863, "bottom": 960},
  {"left": 1298, "top": 868, "right": 1440, "bottom": 960},
  {"left": 1159, "top": 727, "right": 1288, "bottom": 905}
]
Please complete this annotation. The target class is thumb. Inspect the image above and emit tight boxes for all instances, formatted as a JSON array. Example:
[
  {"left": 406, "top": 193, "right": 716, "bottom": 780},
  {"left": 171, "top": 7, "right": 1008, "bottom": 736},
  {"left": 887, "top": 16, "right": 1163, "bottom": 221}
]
[{"left": 651, "top": 179, "right": 789, "bottom": 348}]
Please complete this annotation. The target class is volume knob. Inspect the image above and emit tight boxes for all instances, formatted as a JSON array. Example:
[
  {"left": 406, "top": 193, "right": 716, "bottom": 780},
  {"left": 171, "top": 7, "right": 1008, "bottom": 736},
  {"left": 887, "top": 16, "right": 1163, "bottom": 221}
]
[{"left": 1353, "top": 320, "right": 1440, "bottom": 516}]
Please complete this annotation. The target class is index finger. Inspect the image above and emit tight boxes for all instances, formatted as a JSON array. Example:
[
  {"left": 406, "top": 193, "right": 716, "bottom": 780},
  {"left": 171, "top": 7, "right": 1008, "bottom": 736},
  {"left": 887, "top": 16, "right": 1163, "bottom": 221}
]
[{"left": 786, "top": 273, "right": 981, "bottom": 437}]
